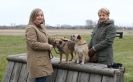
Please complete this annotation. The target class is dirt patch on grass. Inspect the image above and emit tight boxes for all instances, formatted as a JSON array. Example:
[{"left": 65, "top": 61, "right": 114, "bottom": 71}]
[
  {"left": 0, "top": 29, "right": 25, "bottom": 36},
  {"left": 0, "top": 29, "right": 92, "bottom": 36},
  {"left": 0, "top": 29, "right": 132, "bottom": 36}
]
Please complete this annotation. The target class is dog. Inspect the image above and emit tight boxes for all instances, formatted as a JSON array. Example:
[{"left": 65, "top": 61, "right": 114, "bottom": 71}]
[
  {"left": 71, "top": 34, "right": 89, "bottom": 64},
  {"left": 54, "top": 38, "right": 75, "bottom": 63}
]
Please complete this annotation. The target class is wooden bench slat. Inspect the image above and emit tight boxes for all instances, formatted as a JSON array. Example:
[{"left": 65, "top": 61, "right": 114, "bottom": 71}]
[
  {"left": 65, "top": 71, "right": 78, "bottom": 82},
  {"left": 77, "top": 72, "right": 90, "bottom": 82},
  {"left": 89, "top": 74, "right": 102, "bottom": 82},
  {"left": 102, "top": 76, "right": 114, "bottom": 82},
  {"left": 9, "top": 62, "right": 23, "bottom": 82},
  {"left": 114, "top": 70, "right": 125, "bottom": 82},
  {"left": 18, "top": 64, "right": 28, "bottom": 82},
  {"left": 55, "top": 69, "right": 67, "bottom": 82},
  {"left": 3, "top": 61, "right": 15, "bottom": 82},
  {"left": 46, "top": 68, "right": 58, "bottom": 82}
]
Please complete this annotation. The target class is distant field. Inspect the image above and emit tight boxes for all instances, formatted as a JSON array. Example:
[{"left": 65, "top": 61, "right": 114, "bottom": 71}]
[
  {"left": 0, "top": 29, "right": 133, "bottom": 36},
  {"left": 0, "top": 29, "right": 92, "bottom": 36}
]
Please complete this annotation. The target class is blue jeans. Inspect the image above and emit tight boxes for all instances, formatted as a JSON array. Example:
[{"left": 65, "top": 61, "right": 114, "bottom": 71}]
[{"left": 35, "top": 76, "right": 47, "bottom": 82}]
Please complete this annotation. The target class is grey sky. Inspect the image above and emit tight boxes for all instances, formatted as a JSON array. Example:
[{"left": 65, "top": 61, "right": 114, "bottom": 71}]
[{"left": 0, "top": 0, "right": 133, "bottom": 26}]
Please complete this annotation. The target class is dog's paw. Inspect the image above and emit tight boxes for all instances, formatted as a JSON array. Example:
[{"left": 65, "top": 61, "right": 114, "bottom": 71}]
[
  {"left": 81, "top": 62, "right": 85, "bottom": 65},
  {"left": 76, "top": 60, "right": 79, "bottom": 64}
]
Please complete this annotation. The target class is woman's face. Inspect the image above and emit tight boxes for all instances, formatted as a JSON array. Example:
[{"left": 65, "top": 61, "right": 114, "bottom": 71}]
[
  {"left": 98, "top": 12, "right": 109, "bottom": 22},
  {"left": 33, "top": 11, "right": 44, "bottom": 26}
]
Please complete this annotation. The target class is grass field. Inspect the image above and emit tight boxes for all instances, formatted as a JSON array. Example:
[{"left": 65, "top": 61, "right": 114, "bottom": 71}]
[{"left": 0, "top": 29, "right": 133, "bottom": 82}]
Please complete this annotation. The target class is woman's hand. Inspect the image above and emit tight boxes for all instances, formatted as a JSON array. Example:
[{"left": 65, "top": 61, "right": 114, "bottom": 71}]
[
  {"left": 88, "top": 48, "right": 95, "bottom": 57},
  {"left": 49, "top": 44, "right": 53, "bottom": 50}
]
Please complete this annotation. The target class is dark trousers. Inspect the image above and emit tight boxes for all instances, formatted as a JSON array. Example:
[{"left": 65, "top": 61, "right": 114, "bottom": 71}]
[{"left": 35, "top": 76, "right": 47, "bottom": 82}]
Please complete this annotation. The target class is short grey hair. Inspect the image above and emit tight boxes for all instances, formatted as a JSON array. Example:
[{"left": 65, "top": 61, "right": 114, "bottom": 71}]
[{"left": 98, "top": 8, "right": 110, "bottom": 16}]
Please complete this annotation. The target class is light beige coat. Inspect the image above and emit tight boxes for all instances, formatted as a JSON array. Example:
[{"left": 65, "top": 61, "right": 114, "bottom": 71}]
[{"left": 25, "top": 25, "right": 53, "bottom": 78}]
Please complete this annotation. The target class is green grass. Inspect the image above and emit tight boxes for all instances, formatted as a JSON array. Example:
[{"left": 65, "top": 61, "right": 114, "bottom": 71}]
[
  {"left": 0, "top": 35, "right": 133, "bottom": 82},
  {"left": 114, "top": 36, "right": 133, "bottom": 82},
  {"left": 0, "top": 35, "right": 26, "bottom": 82}
]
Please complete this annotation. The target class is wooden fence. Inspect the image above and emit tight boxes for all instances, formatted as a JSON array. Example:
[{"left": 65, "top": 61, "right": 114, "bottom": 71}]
[
  {"left": 3, "top": 53, "right": 125, "bottom": 82},
  {"left": 116, "top": 32, "right": 123, "bottom": 39}
]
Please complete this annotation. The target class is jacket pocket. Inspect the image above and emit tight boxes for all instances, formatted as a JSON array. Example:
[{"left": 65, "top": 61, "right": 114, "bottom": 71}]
[{"left": 36, "top": 56, "right": 49, "bottom": 66}]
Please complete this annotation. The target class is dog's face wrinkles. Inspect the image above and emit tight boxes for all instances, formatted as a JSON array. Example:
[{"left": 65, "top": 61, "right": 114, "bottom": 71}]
[
  {"left": 70, "top": 34, "right": 79, "bottom": 41},
  {"left": 70, "top": 34, "right": 83, "bottom": 44},
  {"left": 54, "top": 40, "right": 64, "bottom": 48}
]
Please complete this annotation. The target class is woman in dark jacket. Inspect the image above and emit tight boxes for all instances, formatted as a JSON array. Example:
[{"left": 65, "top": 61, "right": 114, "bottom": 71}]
[{"left": 88, "top": 8, "right": 116, "bottom": 65}]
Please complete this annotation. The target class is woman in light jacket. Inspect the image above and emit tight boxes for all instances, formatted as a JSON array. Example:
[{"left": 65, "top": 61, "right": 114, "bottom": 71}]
[
  {"left": 88, "top": 8, "right": 116, "bottom": 65},
  {"left": 25, "top": 8, "right": 53, "bottom": 82}
]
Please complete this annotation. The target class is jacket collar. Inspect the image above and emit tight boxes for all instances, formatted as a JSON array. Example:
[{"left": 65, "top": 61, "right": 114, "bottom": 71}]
[{"left": 97, "top": 19, "right": 114, "bottom": 27}]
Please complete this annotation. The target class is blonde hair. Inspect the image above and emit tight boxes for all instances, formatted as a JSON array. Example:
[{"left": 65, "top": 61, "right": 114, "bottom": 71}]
[
  {"left": 28, "top": 8, "right": 45, "bottom": 25},
  {"left": 98, "top": 8, "right": 110, "bottom": 16}
]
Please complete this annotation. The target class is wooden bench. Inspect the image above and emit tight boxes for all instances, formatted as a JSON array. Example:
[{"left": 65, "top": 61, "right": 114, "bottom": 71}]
[
  {"left": 116, "top": 32, "right": 123, "bottom": 39},
  {"left": 3, "top": 53, "right": 125, "bottom": 82}
]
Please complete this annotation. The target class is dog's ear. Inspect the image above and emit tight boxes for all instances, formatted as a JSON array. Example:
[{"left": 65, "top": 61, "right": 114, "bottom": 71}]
[
  {"left": 70, "top": 35, "right": 75, "bottom": 41},
  {"left": 77, "top": 35, "right": 81, "bottom": 40},
  {"left": 61, "top": 37, "right": 69, "bottom": 42}
]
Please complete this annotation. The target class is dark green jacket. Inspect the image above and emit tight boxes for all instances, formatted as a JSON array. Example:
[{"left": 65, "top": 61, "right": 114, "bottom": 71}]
[{"left": 89, "top": 20, "right": 116, "bottom": 65}]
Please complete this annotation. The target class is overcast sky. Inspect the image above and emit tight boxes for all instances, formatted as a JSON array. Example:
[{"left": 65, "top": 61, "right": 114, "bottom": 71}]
[{"left": 0, "top": 0, "right": 133, "bottom": 26}]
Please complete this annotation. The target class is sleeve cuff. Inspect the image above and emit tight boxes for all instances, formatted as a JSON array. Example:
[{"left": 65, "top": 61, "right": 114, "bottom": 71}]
[{"left": 92, "top": 46, "right": 96, "bottom": 51}]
